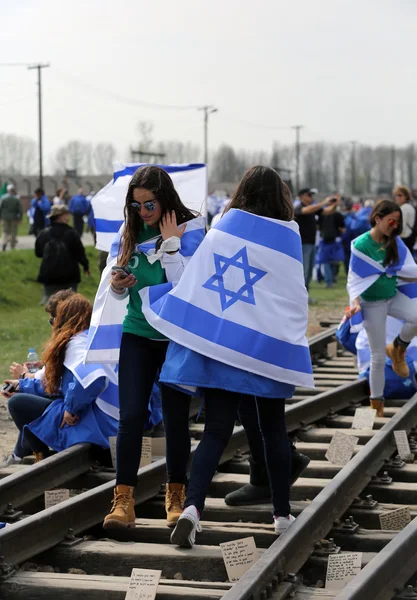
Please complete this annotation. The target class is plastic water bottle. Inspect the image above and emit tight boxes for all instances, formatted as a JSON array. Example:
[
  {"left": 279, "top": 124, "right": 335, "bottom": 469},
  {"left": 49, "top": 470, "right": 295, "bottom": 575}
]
[{"left": 26, "top": 348, "right": 39, "bottom": 374}]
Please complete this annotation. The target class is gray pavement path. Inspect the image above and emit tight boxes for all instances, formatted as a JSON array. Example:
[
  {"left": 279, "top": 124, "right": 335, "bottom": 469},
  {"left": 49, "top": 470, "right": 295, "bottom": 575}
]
[{"left": 10, "top": 233, "right": 95, "bottom": 251}]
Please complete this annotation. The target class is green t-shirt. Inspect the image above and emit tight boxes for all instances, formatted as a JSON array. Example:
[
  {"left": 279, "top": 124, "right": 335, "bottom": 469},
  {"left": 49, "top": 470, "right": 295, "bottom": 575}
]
[
  {"left": 122, "top": 225, "right": 167, "bottom": 339},
  {"left": 353, "top": 231, "right": 397, "bottom": 302}
]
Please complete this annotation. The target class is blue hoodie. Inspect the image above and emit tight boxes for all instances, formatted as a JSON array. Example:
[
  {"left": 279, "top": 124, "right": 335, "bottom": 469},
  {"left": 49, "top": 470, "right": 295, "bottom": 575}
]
[{"left": 69, "top": 194, "right": 89, "bottom": 215}]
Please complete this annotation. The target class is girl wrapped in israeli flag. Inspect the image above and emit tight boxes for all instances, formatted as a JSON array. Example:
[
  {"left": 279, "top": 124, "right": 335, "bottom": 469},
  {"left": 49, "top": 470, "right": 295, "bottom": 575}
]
[
  {"left": 140, "top": 166, "right": 314, "bottom": 547},
  {"left": 95, "top": 165, "right": 206, "bottom": 530},
  {"left": 1, "top": 294, "right": 118, "bottom": 464},
  {"left": 346, "top": 199, "right": 417, "bottom": 418}
]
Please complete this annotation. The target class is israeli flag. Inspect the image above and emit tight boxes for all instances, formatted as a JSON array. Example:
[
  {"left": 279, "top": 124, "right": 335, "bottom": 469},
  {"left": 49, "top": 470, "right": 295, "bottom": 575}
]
[
  {"left": 347, "top": 238, "right": 417, "bottom": 332},
  {"left": 92, "top": 162, "right": 207, "bottom": 252},
  {"left": 85, "top": 216, "right": 206, "bottom": 364},
  {"left": 140, "top": 209, "right": 314, "bottom": 389},
  {"left": 64, "top": 331, "right": 119, "bottom": 419}
]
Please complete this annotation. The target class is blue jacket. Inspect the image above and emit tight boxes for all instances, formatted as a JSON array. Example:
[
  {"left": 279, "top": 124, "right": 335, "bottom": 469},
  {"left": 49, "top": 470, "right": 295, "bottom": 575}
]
[
  {"left": 69, "top": 194, "right": 89, "bottom": 216},
  {"left": 30, "top": 195, "right": 51, "bottom": 226},
  {"left": 22, "top": 368, "right": 118, "bottom": 451}
]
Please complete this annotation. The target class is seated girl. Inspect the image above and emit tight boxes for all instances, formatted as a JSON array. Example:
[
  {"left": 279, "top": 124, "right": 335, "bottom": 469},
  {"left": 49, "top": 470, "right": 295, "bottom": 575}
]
[{"left": 1, "top": 294, "right": 119, "bottom": 467}]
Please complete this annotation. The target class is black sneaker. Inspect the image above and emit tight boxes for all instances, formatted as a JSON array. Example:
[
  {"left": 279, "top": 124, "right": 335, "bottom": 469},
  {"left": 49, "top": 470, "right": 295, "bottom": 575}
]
[
  {"left": 290, "top": 450, "right": 310, "bottom": 485},
  {"left": 225, "top": 483, "right": 271, "bottom": 506}
]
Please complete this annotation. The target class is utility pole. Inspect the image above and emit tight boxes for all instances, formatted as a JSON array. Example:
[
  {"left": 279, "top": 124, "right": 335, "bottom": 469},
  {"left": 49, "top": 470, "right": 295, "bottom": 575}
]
[
  {"left": 28, "top": 63, "right": 50, "bottom": 189},
  {"left": 350, "top": 141, "right": 358, "bottom": 195},
  {"left": 390, "top": 145, "right": 396, "bottom": 189},
  {"left": 292, "top": 125, "right": 303, "bottom": 192},
  {"left": 199, "top": 105, "right": 218, "bottom": 165}
]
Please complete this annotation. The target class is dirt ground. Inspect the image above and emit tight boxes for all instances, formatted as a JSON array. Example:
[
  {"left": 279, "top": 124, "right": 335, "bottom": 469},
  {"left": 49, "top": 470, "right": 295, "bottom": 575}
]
[{"left": 0, "top": 306, "right": 344, "bottom": 459}]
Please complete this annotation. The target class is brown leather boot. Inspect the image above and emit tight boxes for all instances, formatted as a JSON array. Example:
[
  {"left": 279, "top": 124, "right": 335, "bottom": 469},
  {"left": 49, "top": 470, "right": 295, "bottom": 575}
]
[
  {"left": 386, "top": 342, "right": 409, "bottom": 378},
  {"left": 165, "top": 483, "right": 186, "bottom": 528},
  {"left": 33, "top": 452, "right": 44, "bottom": 463},
  {"left": 370, "top": 398, "right": 384, "bottom": 418},
  {"left": 103, "top": 485, "right": 135, "bottom": 529}
]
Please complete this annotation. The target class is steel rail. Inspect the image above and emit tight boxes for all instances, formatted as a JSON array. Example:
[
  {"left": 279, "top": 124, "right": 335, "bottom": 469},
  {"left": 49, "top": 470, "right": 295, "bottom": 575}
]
[
  {"left": 0, "top": 377, "right": 366, "bottom": 569},
  {"left": 333, "top": 514, "right": 417, "bottom": 600},
  {"left": 0, "top": 327, "right": 339, "bottom": 520},
  {"left": 220, "top": 392, "right": 417, "bottom": 600}
]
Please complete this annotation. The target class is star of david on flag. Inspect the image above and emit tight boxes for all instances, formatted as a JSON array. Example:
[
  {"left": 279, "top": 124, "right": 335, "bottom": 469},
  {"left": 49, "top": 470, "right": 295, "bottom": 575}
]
[{"left": 203, "top": 246, "right": 267, "bottom": 311}]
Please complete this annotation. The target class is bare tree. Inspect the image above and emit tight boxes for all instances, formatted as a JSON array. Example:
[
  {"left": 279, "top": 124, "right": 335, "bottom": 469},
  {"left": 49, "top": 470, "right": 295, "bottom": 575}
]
[
  {"left": 53, "top": 140, "right": 93, "bottom": 175},
  {"left": 0, "top": 133, "right": 37, "bottom": 175}
]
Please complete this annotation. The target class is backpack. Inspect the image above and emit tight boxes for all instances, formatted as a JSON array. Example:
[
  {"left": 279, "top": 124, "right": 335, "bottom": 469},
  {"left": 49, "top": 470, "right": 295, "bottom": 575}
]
[{"left": 43, "top": 233, "right": 71, "bottom": 277}]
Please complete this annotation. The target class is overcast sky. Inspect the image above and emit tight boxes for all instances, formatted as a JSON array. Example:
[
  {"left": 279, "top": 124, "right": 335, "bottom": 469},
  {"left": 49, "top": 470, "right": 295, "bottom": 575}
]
[{"left": 1, "top": 0, "right": 416, "bottom": 164}]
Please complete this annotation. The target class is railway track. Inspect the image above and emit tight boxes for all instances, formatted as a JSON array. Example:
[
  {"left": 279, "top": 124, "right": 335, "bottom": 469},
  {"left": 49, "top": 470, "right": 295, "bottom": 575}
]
[{"left": 1, "top": 325, "right": 417, "bottom": 599}]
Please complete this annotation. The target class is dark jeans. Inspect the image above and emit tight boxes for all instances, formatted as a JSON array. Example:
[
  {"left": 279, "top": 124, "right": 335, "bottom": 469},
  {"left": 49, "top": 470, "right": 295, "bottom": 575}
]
[
  {"left": 184, "top": 390, "right": 291, "bottom": 517},
  {"left": 116, "top": 333, "right": 191, "bottom": 486},
  {"left": 8, "top": 393, "right": 52, "bottom": 456},
  {"left": 73, "top": 214, "right": 84, "bottom": 237},
  {"left": 302, "top": 244, "right": 316, "bottom": 291}
]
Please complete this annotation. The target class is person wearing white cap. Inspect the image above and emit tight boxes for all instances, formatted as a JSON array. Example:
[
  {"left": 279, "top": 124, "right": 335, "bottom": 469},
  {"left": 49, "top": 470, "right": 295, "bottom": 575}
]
[{"left": 0, "top": 185, "right": 23, "bottom": 251}]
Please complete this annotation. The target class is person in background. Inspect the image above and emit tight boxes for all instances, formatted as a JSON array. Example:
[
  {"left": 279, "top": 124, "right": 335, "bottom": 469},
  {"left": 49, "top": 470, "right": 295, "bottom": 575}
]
[
  {"left": 0, "top": 294, "right": 118, "bottom": 466},
  {"left": 346, "top": 200, "right": 417, "bottom": 418},
  {"left": 53, "top": 189, "right": 66, "bottom": 206},
  {"left": 69, "top": 188, "right": 89, "bottom": 237},
  {"left": 316, "top": 195, "right": 345, "bottom": 288},
  {"left": 394, "top": 186, "right": 416, "bottom": 252},
  {"left": 0, "top": 184, "right": 22, "bottom": 251},
  {"left": 86, "top": 190, "right": 96, "bottom": 244},
  {"left": 293, "top": 188, "right": 339, "bottom": 301},
  {"left": 31, "top": 188, "right": 51, "bottom": 236},
  {"left": 35, "top": 205, "right": 90, "bottom": 304},
  {"left": 341, "top": 198, "right": 356, "bottom": 275}
]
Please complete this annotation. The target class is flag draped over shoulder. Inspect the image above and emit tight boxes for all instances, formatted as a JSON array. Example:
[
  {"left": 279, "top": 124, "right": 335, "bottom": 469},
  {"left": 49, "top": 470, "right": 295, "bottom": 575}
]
[
  {"left": 140, "top": 209, "right": 314, "bottom": 389},
  {"left": 92, "top": 163, "right": 207, "bottom": 252},
  {"left": 347, "top": 238, "right": 417, "bottom": 332},
  {"left": 64, "top": 331, "right": 119, "bottom": 419},
  {"left": 85, "top": 216, "right": 206, "bottom": 364}
]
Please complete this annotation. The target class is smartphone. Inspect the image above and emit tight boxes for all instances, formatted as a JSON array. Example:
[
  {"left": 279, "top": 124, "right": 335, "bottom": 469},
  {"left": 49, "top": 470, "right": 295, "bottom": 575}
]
[
  {"left": 111, "top": 265, "right": 131, "bottom": 277},
  {"left": 2, "top": 383, "right": 16, "bottom": 394}
]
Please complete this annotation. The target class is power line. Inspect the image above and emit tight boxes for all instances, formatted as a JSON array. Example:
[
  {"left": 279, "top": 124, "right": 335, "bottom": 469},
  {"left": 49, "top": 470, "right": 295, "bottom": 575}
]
[{"left": 55, "top": 70, "right": 198, "bottom": 111}]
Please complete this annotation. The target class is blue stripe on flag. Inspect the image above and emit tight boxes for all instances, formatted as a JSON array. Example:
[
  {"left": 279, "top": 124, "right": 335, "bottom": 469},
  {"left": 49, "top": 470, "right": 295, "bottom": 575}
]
[
  {"left": 96, "top": 219, "right": 124, "bottom": 233},
  {"left": 350, "top": 253, "right": 382, "bottom": 278},
  {"left": 350, "top": 311, "right": 363, "bottom": 328},
  {"left": 398, "top": 283, "right": 417, "bottom": 299},
  {"left": 148, "top": 287, "right": 312, "bottom": 375},
  {"left": 180, "top": 227, "right": 206, "bottom": 256},
  {"left": 214, "top": 210, "right": 302, "bottom": 262},
  {"left": 74, "top": 362, "right": 105, "bottom": 380},
  {"left": 88, "top": 324, "right": 123, "bottom": 350},
  {"left": 99, "top": 380, "right": 119, "bottom": 408},
  {"left": 114, "top": 163, "right": 206, "bottom": 183}
]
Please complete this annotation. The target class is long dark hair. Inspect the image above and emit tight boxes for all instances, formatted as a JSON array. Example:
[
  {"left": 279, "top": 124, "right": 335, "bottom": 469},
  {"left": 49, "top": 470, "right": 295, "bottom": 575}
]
[
  {"left": 224, "top": 166, "right": 294, "bottom": 221},
  {"left": 119, "top": 165, "right": 195, "bottom": 266},
  {"left": 370, "top": 199, "right": 403, "bottom": 266}
]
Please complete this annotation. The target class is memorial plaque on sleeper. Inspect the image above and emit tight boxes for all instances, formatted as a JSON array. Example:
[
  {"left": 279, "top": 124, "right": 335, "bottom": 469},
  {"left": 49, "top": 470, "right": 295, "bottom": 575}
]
[
  {"left": 325, "top": 552, "right": 362, "bottom": 591},
  {"left": 352, "top": 407, "right": 376, "bottom": 430},
  {"left": 327, "top": 341, "right": 338, "bottom": 358},
  {"left": 45, "top": 489, "right": 70, "bottom": 509},
  {"left": 325, "top": 431, "right": 359, "bottom": 465},
  {"left": 220, "top": 536, "right": 259, "bottom": 582},
  {"left": 394, "top": 431, "right": 414, "bottom": 462},
  {"left": 109, "top": 436, "right": 117, "bottom": 469},
  {"left": 379, "top": 506, "right": 411, "bottom": 531},
  {"left": 139, "top": 437, "right": 152, "bottom": 469},
  {"left": 124, "top": 568, "right": 161, "bottom": 600},
  {"left": 151, "top": 437, "right": 166, "bottom": 457}
]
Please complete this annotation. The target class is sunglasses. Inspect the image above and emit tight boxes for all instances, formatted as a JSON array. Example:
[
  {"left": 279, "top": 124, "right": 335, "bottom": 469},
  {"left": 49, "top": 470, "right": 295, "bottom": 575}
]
[
  {"left": 387, "top": 218, "right": 400, "bottom": 227},
  {"left": 129, "top": 200, "right": 158, "bottom": 213},
  {"left": 48, "top": 317, "right": 55, "bottom": 326}
]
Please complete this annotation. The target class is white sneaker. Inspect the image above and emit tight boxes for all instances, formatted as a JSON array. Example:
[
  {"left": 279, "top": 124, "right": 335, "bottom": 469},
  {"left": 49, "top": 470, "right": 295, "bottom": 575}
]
[
  {"left": 0, "top": 453, "right": 22, "bottom": 468},
  {"left": 170, "top": 505, "right": 202, "bottom": 548},
  {"left": 274, "top": 514, "right": 295, "bottom": 535}
]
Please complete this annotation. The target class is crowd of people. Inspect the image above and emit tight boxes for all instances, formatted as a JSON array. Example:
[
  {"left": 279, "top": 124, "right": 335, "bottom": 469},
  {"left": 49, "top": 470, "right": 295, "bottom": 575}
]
[{"left": 2, "top": 166, "right": 417, "bottom": 551}]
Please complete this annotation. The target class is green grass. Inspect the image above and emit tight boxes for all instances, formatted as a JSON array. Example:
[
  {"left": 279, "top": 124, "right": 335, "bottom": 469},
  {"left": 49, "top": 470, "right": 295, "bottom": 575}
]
[
  {"left": 0, "top": 247, "right": 101, "bottom": 381},
  {"left": 17, "top": 214, "right": 31, "bottom": 237},
  {"left": 309, "top": 276, "right": 349, "bottom": 306}
]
